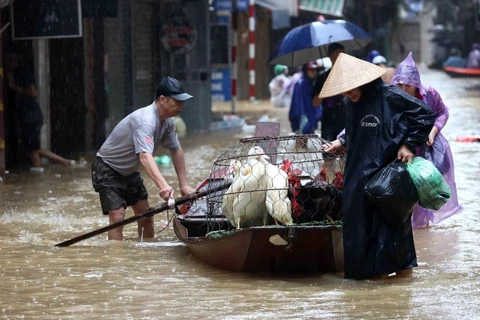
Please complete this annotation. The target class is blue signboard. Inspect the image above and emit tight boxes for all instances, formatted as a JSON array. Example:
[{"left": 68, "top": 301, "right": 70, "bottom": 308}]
[
  {"left": 236, "top": 0, "right": 249, "bottom": 11},
  {"left": 211, "top": 68, "right": 231, "bottom": 102},
  {"left": 214, "top": 0, "right": 232, "bottom": 11},
  {"left": 216, "top": 13, "right": 230, "bottom": 24}
]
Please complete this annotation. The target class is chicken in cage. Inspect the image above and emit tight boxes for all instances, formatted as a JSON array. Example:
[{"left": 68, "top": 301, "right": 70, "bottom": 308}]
[{"left": 206, "top": 134, "right": 345, "bottom": 229}]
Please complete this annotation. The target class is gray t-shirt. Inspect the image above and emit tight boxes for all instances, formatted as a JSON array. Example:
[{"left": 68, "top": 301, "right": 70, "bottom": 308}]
[{"left": 97, "top": 102, "right": 180, "bottom": 176}]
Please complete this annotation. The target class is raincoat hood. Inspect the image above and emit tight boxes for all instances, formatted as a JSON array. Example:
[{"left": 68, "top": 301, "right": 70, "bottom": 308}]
[{"left": 390, "top": 52, "right": 422, "bottom": 90}]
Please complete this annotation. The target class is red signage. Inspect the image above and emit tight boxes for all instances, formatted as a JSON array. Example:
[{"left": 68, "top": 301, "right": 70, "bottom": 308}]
[{"left": 160, "top": 15, "right": 197, "bottom": 54}]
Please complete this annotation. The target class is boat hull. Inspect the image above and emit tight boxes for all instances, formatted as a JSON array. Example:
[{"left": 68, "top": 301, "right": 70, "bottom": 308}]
[
  {"left": 443, "top": 66, "right": 480, "bottom": 77},
  {"left": 173, "top": 216, "right": 344, "bottom": 274}
]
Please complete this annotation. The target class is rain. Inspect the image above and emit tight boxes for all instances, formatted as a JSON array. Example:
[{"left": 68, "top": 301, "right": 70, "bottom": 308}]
[{"left": 0, "top": 0, "right": 479, "bottom": 319}]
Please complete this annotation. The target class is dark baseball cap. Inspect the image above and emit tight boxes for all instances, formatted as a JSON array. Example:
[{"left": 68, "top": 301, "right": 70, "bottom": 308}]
[{"left": 155, "top": 76, "right": 193, "bottom": 101}]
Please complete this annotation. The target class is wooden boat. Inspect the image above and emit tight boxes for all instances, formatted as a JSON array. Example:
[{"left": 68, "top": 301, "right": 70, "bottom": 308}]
[
  {"left": 443, "top": 66, "right": 480, "bottom": 77},
  {"left": 173, "top": 127, "right": 344, "bottom": 274},
  {"left": 173, "top": 177, "right": 344, "bottom": 274},
  {"left": 173, "top": 213, "right": 343, "bottom": 274}
]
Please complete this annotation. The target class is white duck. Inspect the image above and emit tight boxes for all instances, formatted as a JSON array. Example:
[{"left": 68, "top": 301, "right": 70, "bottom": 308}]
[
  {"left": 252, "top": 147, "right": 294, "bottom": 226},
  {"left": 222, "top": 160, "right": 251, "bottom": 227},
  {"left": 229, "top": 147, "right": 273, "bottom": 229}
]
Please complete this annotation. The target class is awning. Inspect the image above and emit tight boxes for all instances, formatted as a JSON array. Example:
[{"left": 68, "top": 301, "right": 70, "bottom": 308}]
[
  {"left": 256, "top": 0, "right": 291, "bottom": 30},
  {"left": 299, "top": 0, "right": 345, "bottom": 17}
]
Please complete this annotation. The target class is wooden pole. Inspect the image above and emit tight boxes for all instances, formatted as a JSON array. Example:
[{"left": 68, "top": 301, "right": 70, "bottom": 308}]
[{"left": 55, "top": 181, "right": 231, "bottom": 247}]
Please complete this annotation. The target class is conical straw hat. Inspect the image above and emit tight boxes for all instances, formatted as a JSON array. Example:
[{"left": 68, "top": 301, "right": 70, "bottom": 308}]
[{"left": 319, "top": 53, "right": 386, "bottom": 98}]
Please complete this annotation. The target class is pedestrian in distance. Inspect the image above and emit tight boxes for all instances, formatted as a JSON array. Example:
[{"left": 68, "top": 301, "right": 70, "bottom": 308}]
[
  {"left": 92, "top": 76, "right": 196, "bottom": 241},
  {"left": 312, "top": 43, "right": 346, "bottom": 142},
  {"left": 442, "top": 48, "right": 467, "bottom": 68},
  {"left": 268, "top": 64, "right": 292, "bottom": 108},
  {"left": 289, "top": 61, "right": 322, "bottom": 135},
  {"left": 6, "top": 52, "right": 74, "bottom": 172},
  {"left": 466, "top": 43, "right": 480, "bottom": 69},
  {"left": 372, "top": 54, "right": 396, "bottom": 84},
  {"left": 366, "top": 49, "right": 381, "bottom": 63},
  {"left": 321, "top": 53, "right": 435, "bottom": 280},
  {"left": 391, "top": 52, "right": 462, "bottom": 228}
]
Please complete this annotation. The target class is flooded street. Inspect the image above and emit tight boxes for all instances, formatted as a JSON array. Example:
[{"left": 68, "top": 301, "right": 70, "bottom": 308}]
[{"left": 1, "top": 67, "right": 479, "bottom": 319}]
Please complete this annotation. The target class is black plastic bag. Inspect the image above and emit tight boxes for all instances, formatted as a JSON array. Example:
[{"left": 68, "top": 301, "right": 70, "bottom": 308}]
[{"left": 364, "top": 159, "right": 418, "bottom": 225}]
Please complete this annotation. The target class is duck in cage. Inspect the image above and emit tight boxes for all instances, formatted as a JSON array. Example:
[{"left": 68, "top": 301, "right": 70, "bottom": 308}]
[{"left": 206, "top": 134, "right": 346, "bottom": 229}]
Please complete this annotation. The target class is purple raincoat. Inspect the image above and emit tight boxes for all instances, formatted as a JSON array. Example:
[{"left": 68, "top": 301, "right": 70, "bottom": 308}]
[
  {"left": 391, "top": 53, "right": 462, "bottom": 228},
  {"left": 467, "top": 43, "right": 480, "bottom": 69}
]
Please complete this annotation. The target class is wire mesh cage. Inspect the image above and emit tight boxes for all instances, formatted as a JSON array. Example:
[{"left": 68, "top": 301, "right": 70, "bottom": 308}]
[{"left": 204, "top": 134, "right": 345, "bottom": 230}]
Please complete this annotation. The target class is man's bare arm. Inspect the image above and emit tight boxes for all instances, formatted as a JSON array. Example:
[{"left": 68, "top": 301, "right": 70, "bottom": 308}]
[
  {"left": 170, "top": 147, "right": 195, "bottom": 196},
  {"left": 139, "top": 152, "right": 173, "bottom": 201}
]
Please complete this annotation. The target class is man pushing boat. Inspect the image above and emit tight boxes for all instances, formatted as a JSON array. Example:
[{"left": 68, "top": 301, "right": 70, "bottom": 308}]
[{"left": 92, "top": 77, "right": 196, "bottom": 241}]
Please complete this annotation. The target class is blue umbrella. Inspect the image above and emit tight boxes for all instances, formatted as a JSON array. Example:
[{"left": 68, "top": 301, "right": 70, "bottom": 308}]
[{"left": 269, "top": 20, "right": 373, "bottom": 67}]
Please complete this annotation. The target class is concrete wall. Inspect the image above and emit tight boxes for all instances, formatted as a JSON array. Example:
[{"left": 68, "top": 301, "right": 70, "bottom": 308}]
[{"left": 391, "top": 6, "right": 435, "bottom": 66}]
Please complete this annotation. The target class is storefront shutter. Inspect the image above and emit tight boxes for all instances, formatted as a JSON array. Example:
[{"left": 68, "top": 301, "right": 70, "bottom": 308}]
[
  {"left": 133, "top": 0, "right": 155, "bottom": 108},
  {"left": 104, "top": 0, "right": 127, "bottom": 128}
]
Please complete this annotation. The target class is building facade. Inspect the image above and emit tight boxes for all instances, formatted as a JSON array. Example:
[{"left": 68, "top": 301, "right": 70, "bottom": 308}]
[
  {"left": 1, "top": 0, "right": 212, "bottom": 172},
  {"left": 0, "top": 0, "right": 347, "bottom": 174}
]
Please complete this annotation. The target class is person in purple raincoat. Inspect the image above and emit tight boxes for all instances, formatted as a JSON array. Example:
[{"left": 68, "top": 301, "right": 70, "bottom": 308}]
[
  {"left": 466, "top": 43, "right": 480, "bottom": 69},
  {"left": 391, "top": 52, "right": 462, "bottom": 228},
  {"left": 289, "top": 61, "right": 322, "bottom": 134}
]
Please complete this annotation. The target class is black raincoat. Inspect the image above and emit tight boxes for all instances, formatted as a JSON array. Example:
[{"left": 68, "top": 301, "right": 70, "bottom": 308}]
[{"left": 341, "top": 80, "right": 434, "bottom": 280}]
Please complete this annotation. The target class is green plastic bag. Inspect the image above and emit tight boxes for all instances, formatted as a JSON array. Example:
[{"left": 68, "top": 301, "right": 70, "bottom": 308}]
[{"left": 405, "top": 157, "right": 451, "bottom": 210}]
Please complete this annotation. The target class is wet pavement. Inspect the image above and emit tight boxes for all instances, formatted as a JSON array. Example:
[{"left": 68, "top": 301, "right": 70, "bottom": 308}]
[{"left": 0, "top": 67, "right": 479, "bottom": 319}]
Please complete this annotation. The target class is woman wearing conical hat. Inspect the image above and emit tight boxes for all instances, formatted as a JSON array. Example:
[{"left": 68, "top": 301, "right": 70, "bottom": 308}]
[
  {"left": 321, "top": 53, "right": 435, "bottom": 280},
  {"left": 391, "top": 52, "right": 462, "bottom": 229}
]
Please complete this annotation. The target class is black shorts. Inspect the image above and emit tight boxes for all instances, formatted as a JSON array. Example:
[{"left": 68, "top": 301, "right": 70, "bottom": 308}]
[
  {"left": 20, "top": 123, "right": 42, "bottom": 151},
  {"left": 91, "top": 157, "right": 148, "bottom": 215}
]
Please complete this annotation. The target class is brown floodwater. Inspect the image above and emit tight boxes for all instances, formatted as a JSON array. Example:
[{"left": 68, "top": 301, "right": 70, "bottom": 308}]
[{"left": 0, "top": 68, "right": 479, "bottom": 319}]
